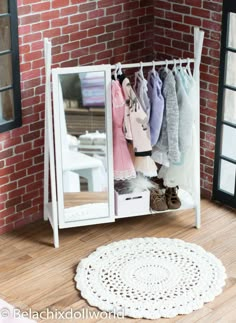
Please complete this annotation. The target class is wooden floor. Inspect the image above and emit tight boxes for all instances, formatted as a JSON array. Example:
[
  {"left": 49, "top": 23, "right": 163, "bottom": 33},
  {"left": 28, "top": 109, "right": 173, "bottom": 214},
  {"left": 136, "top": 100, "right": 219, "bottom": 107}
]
[{"left": 0, "top": 199, "right": 235, "bottom": 322}]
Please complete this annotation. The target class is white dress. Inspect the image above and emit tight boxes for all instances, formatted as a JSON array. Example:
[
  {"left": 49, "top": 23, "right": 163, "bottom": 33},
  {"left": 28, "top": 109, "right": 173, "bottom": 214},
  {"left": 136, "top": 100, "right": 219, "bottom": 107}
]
[{"left": 159, "top": 67, "right": 196, "bottom": 193}]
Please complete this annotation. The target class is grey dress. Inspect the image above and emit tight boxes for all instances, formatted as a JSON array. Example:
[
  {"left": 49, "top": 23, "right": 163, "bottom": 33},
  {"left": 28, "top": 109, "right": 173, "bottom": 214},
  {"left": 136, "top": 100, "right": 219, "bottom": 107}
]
[{"left": 155, "top": 68, "right": 180, "bottom": 164}]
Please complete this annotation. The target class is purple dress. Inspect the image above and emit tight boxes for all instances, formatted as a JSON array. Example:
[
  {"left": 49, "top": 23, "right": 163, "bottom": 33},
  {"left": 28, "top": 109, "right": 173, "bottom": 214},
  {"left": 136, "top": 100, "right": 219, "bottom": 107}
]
[{"left": 147, "top": 71, "right": 165, "bottom": 146}]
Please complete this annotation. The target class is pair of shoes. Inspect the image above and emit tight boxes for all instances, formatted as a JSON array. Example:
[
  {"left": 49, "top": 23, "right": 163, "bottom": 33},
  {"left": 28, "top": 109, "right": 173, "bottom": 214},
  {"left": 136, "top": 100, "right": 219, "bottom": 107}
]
[
  {"left": 150, "top": 187, "right": 168, "bottom": 211},
  {"left": 165, "top": 186, "right": 181, "bottom": 209},
  {"left": 150, "top": 176, "right": 165, "bottom": 189},
  {"left": 150, "top": 185, "right": 181, "bottom": 211}
]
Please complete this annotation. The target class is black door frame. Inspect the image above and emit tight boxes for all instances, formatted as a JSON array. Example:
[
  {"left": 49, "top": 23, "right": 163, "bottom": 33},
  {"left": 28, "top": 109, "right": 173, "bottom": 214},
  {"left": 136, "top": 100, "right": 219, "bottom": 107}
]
[{"left": 213, "top": 0, "right": 236, "bottom": 208}]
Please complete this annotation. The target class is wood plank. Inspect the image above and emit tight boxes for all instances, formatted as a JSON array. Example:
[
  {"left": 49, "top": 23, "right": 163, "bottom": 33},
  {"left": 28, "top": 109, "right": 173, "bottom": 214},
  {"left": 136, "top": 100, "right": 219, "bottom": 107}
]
[{"left": 0, "top": 199, "right": 234, "bottom": 322}]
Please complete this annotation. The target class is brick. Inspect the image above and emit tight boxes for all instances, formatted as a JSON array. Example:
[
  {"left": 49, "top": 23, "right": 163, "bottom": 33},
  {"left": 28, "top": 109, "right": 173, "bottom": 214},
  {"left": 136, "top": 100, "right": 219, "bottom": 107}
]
[
  {"left": 166, "top": 12, "right": 183, "bottom": 23},
  {"left": 173, "top": 4, "right": 190, "bottom": 14},
  {"left": 79, "top": 2, "right": 96, "bottom": 12},
  {"left": 23, "top": 131, "right": 40, "bottom": 143},
  {"left": 62, "top": 41, "right": 80, "bottom": 52},
  {"left": 155, "top": 0, "right": 171, "bottom": 10},
  {"left": 61, "top": 6, "right": 78, "bottom": 16},
  {"left": 88, "top": 9, "right": 104, "bottom": 19},
  {"left": 98, "top": 32, "right": 114, "bottom": 43},
  {"left": 184, "top": 16, "right": 201, "bottom": 26},
  {"left": 97, "top": 50, "right": 113, "bottom": 60},
  {"left": 172, "top": 22, "right": 190, "bottom": 33},
  {"left": 31, "top": 21, "right": 50, "bottom": 33},
  {"left": 43, "top": 28, "right": 61, "bottom": 38},
  {"left": 172, "top": 40, "right": 189, "bottom": 51},
  {"left": 16, "top": 201, "right": 31, "bottom": 212},
  {"left": 32, "top": 2, "right": 50, "bottom": 12},
  {"left": 50, "top": 17, "right": 68, "bottom": 30},
  {"left": 139, "top": 15, "right": 154, "bottom": 25},
  {"left": 88, "top": 26, "right": 105, "bottom": 37},
  {"left": 155, "top": 18, "right": 172, "bottom": 29},
  {"left": 185, "top": 0, "right": 202, "bottom": 7},
  {"left": 18, "top": 5, "right": 31, "bottom": 15},
  {"left": 0, "top": 182, "right": 17, "bottom": 194},
  {"left": 90, "top": 43, "right": 106, "bottom": 54},
  {"left": 20, "top": 14, "right": 40, "bottom": 25},
  {"left": 140, "top": 0, "right": 153, "bottom": 7},
  {"left": 201, "top": 73, "right": 218, "bottom": 85},
  {"left": 123, "top": 18, "right": 137, "bottom": 28},
  {"left": 107, "top": 39, "right": 123, "bottom": 49},
  {"left": 79, "top": 54, "right": 96, "bottom": 65},
  {"left": 0, "top": 148, "right": 13, "bottom": 160},
  {"left": 114, "top": 45, "right": 129, "bottom": 56},
  {"left": 80, "top": 19, "right": 97, "bottom": 30},
  {"left": 98, "top": 16, "right": 113, "bottom": 26},
  {"left": 53, "top": 53, "right": 70, "bottom": 63},
  {"left": 18, "top": 175, "right": 35, "bottom": 188},
  {"left": 70, "top": 31, "right": 87, "bottom": 42},
  {"left": 80, "top": 37, "right": 97, "bottom": 48},
  {"left": 71, "top": 48, "right": 89, "bottom": 59},
  {"left": 210, "top": 12, "right": 222, "bottom": 22},
  {"left": 155, "top": 36, "right": 171, "bottom": 47},
  {"left": 0, "top": 224, "right": 14, "bottom": 235},
  {"left": 192, "top": 7, "right": 210, "bottom": 19},
  {"left": 5, "top": 196, "right": 22, "bottom": 209},
  {"left": 203, "top": 20, "right": 221, "bottom": 32},
  {"left": 107, "top": 5, "right": 122, "bottom": 15},
  {"left": 203, "top": 2, "right": 222, "bottom": 12},
  {"left": 70, "top": 13, "right": 87, "bottom": 24},
  {"left": 106, "top": 22, "right": 122, "bottom": 33}
]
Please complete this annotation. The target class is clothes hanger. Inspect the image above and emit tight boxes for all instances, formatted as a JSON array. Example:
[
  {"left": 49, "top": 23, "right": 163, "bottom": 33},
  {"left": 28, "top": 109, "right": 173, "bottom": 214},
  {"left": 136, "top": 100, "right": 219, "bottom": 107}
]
[
  {"left": 134, "top": 61, "right": 145, "bottom": 89},
  {"left": 151, "top": 60, "right": 157, "bottom": 76},
  {"left": 113, "top": 63, "right": 119, "bottom": 80},
  {"left": 165, "top": 59, "right": 169, "bottom": 73},
  {"left": 186, "top": 57, "right": 193, "bottom": 76},
  {"left": 117, "top": 62, "right": 122, "bottom": 76},
  {"left": 172, "top": 59, "right": 177, "bottom": 73}
]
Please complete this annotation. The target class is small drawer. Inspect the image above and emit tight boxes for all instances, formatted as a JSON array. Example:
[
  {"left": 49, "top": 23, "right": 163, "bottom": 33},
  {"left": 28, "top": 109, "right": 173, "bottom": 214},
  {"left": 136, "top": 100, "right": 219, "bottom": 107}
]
[{"left": 115, "top": 190, "right": 150, "bottom": 217}]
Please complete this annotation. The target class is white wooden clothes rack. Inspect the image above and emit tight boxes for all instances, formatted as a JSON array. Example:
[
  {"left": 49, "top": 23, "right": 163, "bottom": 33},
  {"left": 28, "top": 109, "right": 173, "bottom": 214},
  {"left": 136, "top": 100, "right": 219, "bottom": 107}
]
[{"left": 44, "top": 27, "right": 204, "bottom": 248}]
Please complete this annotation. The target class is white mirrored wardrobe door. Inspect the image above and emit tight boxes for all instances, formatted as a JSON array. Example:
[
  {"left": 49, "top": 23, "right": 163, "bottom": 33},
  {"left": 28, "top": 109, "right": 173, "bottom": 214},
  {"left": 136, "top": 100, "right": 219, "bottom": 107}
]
[{"left": 52, "top": 65, "right": 114, "bottom": 228}]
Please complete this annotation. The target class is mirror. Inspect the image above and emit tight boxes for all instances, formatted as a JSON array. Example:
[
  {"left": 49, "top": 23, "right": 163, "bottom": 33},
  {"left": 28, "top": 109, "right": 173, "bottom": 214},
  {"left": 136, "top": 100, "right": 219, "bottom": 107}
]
[{"left": 52, "top": 66, "right": 114, "bottom": 225}]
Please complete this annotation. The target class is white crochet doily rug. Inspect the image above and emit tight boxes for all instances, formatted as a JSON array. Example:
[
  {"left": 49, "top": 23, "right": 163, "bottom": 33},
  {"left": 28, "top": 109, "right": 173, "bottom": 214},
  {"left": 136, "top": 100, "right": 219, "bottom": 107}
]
[{"left": 75, "top": 238, "right": 227, "bottom": 320}]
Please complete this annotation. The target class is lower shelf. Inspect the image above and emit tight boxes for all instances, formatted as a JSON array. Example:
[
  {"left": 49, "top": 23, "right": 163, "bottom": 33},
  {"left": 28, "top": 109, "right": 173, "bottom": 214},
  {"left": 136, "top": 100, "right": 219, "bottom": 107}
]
[{"left": 115, "top": 189, "right": 196, "bottom": 219}]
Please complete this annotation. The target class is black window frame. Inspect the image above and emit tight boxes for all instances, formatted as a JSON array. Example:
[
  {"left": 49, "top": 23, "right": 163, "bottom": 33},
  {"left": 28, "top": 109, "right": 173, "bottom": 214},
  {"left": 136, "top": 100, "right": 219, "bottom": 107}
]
[
  {"left": 213, "top": 0, "right": 236, "bottom": 208},
  {"left": 0, "top": 0, "right": 22, "bottom": 133}
]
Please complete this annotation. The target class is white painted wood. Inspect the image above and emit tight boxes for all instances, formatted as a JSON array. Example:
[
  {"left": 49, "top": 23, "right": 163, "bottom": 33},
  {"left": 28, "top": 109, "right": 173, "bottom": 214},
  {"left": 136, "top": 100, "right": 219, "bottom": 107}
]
[
  {"left": 193, "top": 27, "right": 205, "bottom": 229},
  {"left": 43, "top": 38, "right": 49, "bottom": 222},
  {"left": 44, "top": 27, "right": 204, "bottom": 247},
  {"left": 110, "top": 59, "right": 195, "bottom": 70},
  {"left": 52, "top": 65, "right": 115, "bottom": 229},
  {"left": 44, "top": 39, "right": 59, "bottom": 248}
]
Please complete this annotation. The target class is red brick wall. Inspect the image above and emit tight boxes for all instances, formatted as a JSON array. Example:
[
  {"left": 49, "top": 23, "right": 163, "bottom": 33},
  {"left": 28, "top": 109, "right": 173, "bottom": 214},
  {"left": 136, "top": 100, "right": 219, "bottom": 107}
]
[
  {"left": 0, "top": 0, "right": 154, "bottom": 234},
  {"left": 154, "top": 0, "right": 223, "bottom": 198},
  {"left": 0, "top": 0, "right": 224, "bottom": 234}
]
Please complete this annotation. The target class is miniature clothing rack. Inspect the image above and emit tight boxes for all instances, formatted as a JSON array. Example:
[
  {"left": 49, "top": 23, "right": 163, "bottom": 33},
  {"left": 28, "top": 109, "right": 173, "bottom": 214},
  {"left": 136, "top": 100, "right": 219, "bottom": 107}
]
[{"left": 43, "top": 27, "right": 204, "bottom": 248}]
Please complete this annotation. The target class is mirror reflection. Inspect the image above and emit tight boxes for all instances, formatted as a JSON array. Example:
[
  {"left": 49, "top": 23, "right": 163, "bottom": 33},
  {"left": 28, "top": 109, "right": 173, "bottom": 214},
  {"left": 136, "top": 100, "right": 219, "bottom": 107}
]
[{"left": 59, "top": 71, "right": 109, "bottom": 221}]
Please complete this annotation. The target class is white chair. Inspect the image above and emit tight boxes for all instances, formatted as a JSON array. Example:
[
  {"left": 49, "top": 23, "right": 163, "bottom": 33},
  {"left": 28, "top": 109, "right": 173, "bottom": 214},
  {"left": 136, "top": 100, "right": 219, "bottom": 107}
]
[{"left": 58, "top": 80, "right": 105, "bottom": 192}]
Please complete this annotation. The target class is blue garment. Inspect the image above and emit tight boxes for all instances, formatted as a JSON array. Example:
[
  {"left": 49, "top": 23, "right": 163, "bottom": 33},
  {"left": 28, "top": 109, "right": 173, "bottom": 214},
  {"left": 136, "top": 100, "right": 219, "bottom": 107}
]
[{"left": 147, "top": 70, "right": 165, "bottom": 146}]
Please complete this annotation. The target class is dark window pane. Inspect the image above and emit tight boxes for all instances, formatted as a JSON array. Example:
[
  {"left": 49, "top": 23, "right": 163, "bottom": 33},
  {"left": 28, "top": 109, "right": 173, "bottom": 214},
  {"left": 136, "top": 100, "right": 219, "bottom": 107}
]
[
  {"left": 228, "top": 13, "right": 236, "bottom": 49},
  {"left": 0, "top": 17, "right": 11, "bottom": 52},
  {"left": 0, "top": 1, "right": 8, "bottom": 14},
  {"left": 0, "top": 54, "right": 12, "bottom": 88},
  {"left": 0, "top": 89, "right": 14, "bottom": 124}
]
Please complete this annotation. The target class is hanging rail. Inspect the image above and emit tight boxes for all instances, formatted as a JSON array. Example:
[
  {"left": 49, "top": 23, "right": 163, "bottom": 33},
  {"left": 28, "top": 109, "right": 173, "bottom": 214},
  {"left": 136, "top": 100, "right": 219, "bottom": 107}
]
[{"left": 110, "top": 58, "right": 195, "bottom": 70}]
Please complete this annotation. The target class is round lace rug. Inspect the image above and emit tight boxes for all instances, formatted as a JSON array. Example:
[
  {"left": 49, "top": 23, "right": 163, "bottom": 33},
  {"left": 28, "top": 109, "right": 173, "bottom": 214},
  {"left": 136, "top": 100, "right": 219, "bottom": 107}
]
[{"left": 75, "top": 238, "right": 226, "bottom": 319}]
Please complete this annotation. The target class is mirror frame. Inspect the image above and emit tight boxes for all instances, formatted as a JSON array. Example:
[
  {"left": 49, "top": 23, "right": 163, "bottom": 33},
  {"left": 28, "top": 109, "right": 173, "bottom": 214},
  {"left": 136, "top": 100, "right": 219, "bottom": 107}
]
[{"left": 52, "top": 65, "right": 114, "bottom": 228}]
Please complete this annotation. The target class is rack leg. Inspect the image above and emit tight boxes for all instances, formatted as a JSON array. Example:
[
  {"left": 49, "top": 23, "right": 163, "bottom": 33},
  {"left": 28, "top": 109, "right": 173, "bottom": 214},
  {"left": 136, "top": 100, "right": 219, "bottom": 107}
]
[
  {"left": 53, "top": 228, "right": 59, "bottom": 248},
  {"left": 195, "top": 205, "right": 201, "bottom": 229}
]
